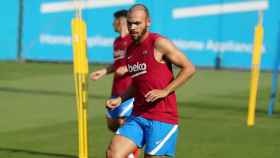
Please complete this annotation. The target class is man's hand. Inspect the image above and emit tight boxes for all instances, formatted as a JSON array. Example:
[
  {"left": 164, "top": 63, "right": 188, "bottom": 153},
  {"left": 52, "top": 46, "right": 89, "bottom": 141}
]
[
  {"left": 106, "top": 97, "right": 122, "bottom": 109},
  {"left": 145, "top": 89, "right": 170, "bottom": 102},
  {"left": 90, "top": 69, "right": 107, "bottom": 81},
  {"left": 115, "top": 66, "right": 128, "bottom": 76}
]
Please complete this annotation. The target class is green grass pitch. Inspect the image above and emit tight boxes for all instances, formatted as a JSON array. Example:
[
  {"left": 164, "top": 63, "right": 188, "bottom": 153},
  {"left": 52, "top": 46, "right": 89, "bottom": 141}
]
[{"left": 0, "top": 62, "right": 279, "bottom": 158}]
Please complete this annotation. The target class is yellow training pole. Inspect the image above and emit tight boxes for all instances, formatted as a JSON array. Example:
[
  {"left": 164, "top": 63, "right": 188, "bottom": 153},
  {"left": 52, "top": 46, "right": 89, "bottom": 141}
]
[
  {"left": 247, "top": 11, "right": 264, "bottom": 127},
  {"left": 71, "top": 1, "right": 89, "bottom": 157}
]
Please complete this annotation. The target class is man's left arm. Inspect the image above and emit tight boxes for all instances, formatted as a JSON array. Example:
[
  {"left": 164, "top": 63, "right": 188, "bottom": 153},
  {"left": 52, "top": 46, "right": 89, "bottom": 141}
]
[{"left": 145, "top": 37, "right": 196, "bottom": 102}]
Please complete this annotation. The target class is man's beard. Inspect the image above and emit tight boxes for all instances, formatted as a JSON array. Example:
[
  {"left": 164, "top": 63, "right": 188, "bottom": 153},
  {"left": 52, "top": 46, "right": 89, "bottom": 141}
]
[{"left": 134, "top": 27, "right": 148, "bottom": 43}]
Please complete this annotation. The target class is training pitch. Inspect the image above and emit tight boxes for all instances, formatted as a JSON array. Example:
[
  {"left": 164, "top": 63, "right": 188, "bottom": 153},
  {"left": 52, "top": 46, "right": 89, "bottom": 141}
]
[{"left": 0, "top": 62, "right": 279, "bottom": 158}]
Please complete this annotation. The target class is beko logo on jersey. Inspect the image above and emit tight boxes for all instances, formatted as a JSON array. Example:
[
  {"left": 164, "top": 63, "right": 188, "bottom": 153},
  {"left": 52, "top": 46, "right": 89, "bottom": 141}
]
[
  {"left": 128, "top": 62, "right": 146, "bottom": 72},
  {"left": 128, "top": 62, "right": 147, "bottom": 78}
]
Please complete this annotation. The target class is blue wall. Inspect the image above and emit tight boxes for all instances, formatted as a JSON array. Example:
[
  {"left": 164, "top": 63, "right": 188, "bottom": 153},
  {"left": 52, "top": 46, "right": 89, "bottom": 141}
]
[
  {"left": 0, "top": 0, "right": 19, "bottom": 60},
  {"left": 0, "top": 0, "right": 280, "bottom": 70}
]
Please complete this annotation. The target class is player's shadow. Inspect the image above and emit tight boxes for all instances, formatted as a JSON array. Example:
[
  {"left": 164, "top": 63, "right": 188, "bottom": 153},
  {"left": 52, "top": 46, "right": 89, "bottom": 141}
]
[
  {"left": 0, "top": 147, "right": 77, "bottom": 158},
  {"left": 178, "top": 92, "right": 272, "bottom": 118},
  {"left": 0, "top": 86, "right": 106, "bottom": 99}
]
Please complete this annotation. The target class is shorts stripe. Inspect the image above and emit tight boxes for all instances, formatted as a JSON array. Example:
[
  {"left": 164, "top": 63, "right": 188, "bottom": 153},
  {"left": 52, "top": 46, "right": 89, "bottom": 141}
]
[
  {"left": 119, "top": 101, "right": 134, "bottom": 117},
  {"left": 148, "top": 125, "right": 178, "bottom": 155}
]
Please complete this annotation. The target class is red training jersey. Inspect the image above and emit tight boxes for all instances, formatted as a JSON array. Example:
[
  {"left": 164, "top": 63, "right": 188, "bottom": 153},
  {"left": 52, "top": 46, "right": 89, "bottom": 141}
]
[
  {"left": 126, "top": 32, "right": 178, "bottom": 124},
  {"left": 112, "top": 35, "right": 132, "bottom": 96}
]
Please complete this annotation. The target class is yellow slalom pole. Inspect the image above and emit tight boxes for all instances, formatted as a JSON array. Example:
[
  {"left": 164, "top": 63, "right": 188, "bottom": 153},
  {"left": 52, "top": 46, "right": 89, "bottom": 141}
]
[
  {"left": 247, "top": 11, "right": 264, "bottom": 127},
  {"left": 71, "top": 0, "right": 89, "bottom": 157}
]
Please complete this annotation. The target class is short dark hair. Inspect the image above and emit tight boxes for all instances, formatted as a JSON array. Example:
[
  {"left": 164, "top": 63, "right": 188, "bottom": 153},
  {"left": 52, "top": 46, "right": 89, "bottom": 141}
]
[
  {"left": 114, "top": 9, "right": 128, "bottom": 18},
  {"left": 129, "top": 4, "right": 150, "bottom": 18}
]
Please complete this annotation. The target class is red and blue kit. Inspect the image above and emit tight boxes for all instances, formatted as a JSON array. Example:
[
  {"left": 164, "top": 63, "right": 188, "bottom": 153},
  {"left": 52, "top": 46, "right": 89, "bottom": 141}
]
[
  {"left": 112, "top": 35, "right": 132, "bottom": 97},
  {"left": 126, "top": 33, "right": 178, "bottom": 124}
]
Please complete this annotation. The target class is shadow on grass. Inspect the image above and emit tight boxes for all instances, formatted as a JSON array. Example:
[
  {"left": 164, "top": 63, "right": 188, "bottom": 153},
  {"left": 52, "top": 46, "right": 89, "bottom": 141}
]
[
  {"left": 0, "top": 86, "right": 105, "bottom": 99},
  {"left": 178, "top": 99, "right": 280, "bottom": 121},
  {"left": 0, "top": 147, "right": 77, "bottom": 158},
  {"left": 178, "top": 98, "right": 269, "bottom": 114}
]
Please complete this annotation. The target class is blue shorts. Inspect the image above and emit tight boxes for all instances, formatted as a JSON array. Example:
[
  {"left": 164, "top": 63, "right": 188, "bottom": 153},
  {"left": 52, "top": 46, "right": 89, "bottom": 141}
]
[
  {"left": 106, "top": 98, "right": 134, "bottom": 119},
  {"left": 116, "top": 116, "right": 178, "bottom": 157}
]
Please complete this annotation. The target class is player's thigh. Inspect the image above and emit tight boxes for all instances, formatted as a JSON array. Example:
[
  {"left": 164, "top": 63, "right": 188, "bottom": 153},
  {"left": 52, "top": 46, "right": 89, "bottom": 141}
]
[
  {"left": 107, "top": 117, "right": 144, "bottom": 157},
  {"left": 116, "top": 117, "right": 145, "bottom": 148},
  {"left": 107, "top": 134, "right": 136, "bottom": 157}
]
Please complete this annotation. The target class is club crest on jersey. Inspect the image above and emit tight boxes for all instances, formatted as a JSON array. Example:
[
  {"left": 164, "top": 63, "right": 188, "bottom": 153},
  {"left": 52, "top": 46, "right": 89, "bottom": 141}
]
[
  {"left": 123, "top": 41, "right": 127, "bottom": 46},
  {"left": 143, "top": 50, "right": 148, "bottom": 55},
  {"left": 128, "top": 62, "right": 147, "bottom": 78}
]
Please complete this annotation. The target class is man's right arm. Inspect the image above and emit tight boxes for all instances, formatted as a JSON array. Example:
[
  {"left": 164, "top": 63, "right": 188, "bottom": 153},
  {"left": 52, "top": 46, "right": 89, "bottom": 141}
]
[
  {"left": 90, "top": 64, "right": 114, "bottom": 81},
  {"left": 106, "top": 85, "right": 136, "bottom": 109}
]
